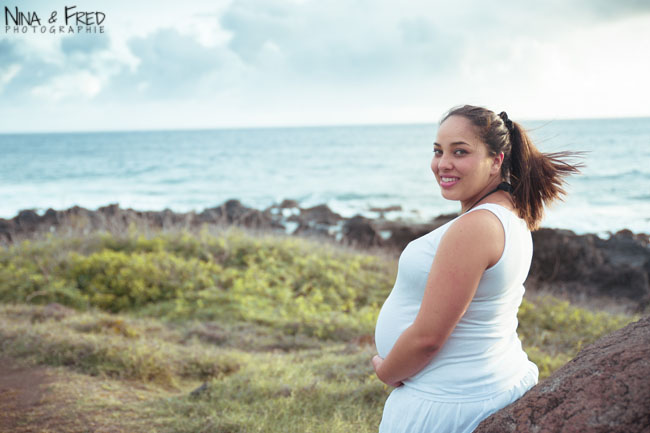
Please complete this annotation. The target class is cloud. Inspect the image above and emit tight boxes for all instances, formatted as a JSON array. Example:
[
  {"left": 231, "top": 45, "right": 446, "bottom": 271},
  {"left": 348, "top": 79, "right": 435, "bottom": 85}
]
[
  {"left": 220, "top": 0, "right": 461, "bottom": 83},
  {"left": 216, "top": 0, "right": 650, "bottom": 91},
  {"left": 0, "top": 39, "right": 21, "bottom": 63},
  {"left": 0, "top": 64, "right": 21, "bottom": 93},
  {"left": 61, "top": 34, "right": 110, "bottom": 56},
  {"left": 574, "top": 0, "right": 650, "bottom": 19},
  {"left": 0, "top": 36, "right": 112, "bottom": 102},
  {"left": 0, "top": 40, "right": 21, "bottom": 93},
  {"left": 0, "top": 39, "right": 58, "bottom": 99},
  {"left": 1, "top": 0, "right": 650, "bottom": 131},
  {"left": 107, "top": 28, "right": 241, "bottom": 99},
  {"left": 31, "top": 70, "right": 102, "bottom": 100}
]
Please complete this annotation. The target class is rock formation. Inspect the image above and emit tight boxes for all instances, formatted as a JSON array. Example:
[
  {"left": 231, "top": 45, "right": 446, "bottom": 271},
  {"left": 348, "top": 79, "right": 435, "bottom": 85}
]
[
  {"left": 530, "top": 228, "right": 650, "bottom": 305},
  {"left": 475, "top": 315, "right": 650, "bottom": 433}
]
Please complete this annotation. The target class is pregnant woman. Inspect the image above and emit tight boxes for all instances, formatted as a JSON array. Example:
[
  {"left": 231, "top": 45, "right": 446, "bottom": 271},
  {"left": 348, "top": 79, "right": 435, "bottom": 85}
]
[{"left": 372, "top": 105, "right": 581, "bottom": 432}]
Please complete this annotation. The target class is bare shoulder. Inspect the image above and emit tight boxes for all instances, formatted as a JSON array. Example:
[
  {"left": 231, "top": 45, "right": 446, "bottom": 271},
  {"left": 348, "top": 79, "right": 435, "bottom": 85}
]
[
  {"left": 438, "top": 209, "right": 505, "bottom": 267},
  {"left": 445, "top": 209, "right": 503, "bottom": 240}
]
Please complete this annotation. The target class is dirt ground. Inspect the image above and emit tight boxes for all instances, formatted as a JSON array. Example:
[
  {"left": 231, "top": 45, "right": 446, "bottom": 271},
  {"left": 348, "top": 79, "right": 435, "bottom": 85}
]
[
  {"left": 0, "top": 357, "right": 95, "bottom": 433},
  {"left": 1, "top": 358, "right": 56, "bottom": 432},
  {"left": 0, "top": 353, "right": 196, "bottom": 433},
  {"left": 0, "top": 357, "right": 162, "bottom": 433}
]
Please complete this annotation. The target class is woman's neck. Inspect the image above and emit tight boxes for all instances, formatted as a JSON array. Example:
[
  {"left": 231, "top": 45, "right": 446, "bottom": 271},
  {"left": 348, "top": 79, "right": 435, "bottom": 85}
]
[{"left": 461, "top": 179, "right": 512, "bottom": 213}]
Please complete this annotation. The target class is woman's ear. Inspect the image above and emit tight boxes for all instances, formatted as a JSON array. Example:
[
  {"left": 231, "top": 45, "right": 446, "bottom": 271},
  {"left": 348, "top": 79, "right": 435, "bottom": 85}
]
[{"left": 491, "top": 152, "right": 504, "bottom": 175}]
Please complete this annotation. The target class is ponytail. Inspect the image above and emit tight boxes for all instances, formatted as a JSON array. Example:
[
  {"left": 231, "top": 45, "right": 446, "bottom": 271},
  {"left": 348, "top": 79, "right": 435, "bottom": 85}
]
[
  {"left": 508, "top": 122, "right": 582, "bottom": 230},
  {"left": 441, "top": 105, "right": 583, "bottom": 231}
]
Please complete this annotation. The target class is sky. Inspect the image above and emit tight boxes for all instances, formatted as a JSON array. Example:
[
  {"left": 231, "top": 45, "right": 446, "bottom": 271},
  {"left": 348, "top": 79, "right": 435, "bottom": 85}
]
[{"left": 1, "top": 0, "right": 650, "bottom": 132}]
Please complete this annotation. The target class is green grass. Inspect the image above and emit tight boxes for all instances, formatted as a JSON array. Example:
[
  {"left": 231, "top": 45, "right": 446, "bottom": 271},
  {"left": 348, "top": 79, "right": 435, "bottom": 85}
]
[
  {"left": 0, "top": 303, "right": 387, "bottom": 433},
  {"left": 0, "top": 228, "right": 393, "bottom": 339},
  {"left": 0, "top": 228, "right": 639, "bottom": 432},
  {"left": 0, "top": 304, "right": 244, "bottom": 387}
]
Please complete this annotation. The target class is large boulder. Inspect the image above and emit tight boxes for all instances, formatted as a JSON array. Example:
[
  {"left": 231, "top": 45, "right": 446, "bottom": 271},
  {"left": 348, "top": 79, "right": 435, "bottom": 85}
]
[
  {"left": 475, "top": 315, "right": 650, "bottom": 433},
  {"left": 530, "top": 229, "right": 650, "bottom": 304}
]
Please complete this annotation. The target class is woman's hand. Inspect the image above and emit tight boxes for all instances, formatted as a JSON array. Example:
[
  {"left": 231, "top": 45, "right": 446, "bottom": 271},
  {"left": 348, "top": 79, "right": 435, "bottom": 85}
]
[{"left": 372, "top": 355, "right": 403, "bottom": 387}]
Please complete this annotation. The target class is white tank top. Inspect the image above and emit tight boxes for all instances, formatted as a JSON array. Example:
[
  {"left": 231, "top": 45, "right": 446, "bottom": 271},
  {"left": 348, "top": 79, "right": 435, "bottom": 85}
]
[{"left": 374, "top": 203, "right": 538, "bottom": 401}]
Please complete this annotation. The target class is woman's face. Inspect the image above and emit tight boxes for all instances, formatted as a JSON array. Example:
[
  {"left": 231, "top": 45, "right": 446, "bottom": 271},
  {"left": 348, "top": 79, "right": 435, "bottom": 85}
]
[{"left": 431, "top": 115, "right": 502, "bottom": 208}]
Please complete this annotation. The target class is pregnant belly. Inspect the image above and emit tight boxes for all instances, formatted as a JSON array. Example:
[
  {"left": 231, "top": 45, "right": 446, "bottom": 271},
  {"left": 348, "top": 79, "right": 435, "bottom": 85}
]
[{"left": 374, "top": 292, "right": 419, "bottom": 358}]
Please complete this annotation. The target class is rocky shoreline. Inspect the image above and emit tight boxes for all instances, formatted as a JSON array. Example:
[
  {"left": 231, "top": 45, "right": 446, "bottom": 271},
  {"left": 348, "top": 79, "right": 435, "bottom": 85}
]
[{"left": 1, "top": 199, "right": 648, "bottom": 309}]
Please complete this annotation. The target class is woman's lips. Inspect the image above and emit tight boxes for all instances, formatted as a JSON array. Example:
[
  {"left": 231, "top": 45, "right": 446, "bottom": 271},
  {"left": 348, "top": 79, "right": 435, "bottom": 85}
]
[{"left": 439, "top": 176, "right": 459, "bottom": 188}]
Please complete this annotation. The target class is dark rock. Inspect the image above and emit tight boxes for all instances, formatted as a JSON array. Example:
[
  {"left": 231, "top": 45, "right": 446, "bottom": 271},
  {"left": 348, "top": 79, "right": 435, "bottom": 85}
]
[
  {"left": 592, "top": 266, "right": 649, "bottom": 301},
  {"left": 198, "top": 199, "right": 276, "bottom": 229},
  {"left": 42, "top": 208, "right": 60, "bottom": 226},
  {"left": 263, "top": 200, "right": 298, "bottom": 229},
  {"left": 342, "top": 215, "right": 382, "bottom": 248},
  {"left": 475, "top": 315, "right": 650, "bottom": 433},
  {"left": 278, "top": 199, "right": 299, "bottom": 209},
  {"left": 16, "top": 209, "right": 39, "bottom": 230},
  {"left": 531, "top": 229, "right": 605, "bottom": 282},
  {"left": 286, "top": 214, "right": 302, "bottom": 223},
  {"left": 289, "top": 204, "right": 342, "bottom": 239},
  {"left": 530, "top": 228, "right": 650, "bottom": 303},
  {"left": 60, "top": 205, "right": 98, "bottom": 231},
  {"left": 97, "top": 203, "right": 121, "bottom": 217},
  {"left": 299, "top": 204, "right": 342, "bottom": 226},
  {"left": 0, "top": 219, "right": 15, "bottom": 243},
  {"left": 369, "top": 205, "right": 402, "bottom": 219},
  {"left": 144, "top": 208, "right": 189, "bottom": 230},
  {"left": 154, "top": 209, "right": 174, "bottom": 229},
  {"left": 597, "top": 229, "right": 649, "bottom": 268}
]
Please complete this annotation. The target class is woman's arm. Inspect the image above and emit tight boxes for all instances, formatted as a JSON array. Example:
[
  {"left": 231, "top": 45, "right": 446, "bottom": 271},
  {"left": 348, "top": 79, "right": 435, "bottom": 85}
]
[{"left": 373, "top": 210, "right": 504, "bottom": 386}]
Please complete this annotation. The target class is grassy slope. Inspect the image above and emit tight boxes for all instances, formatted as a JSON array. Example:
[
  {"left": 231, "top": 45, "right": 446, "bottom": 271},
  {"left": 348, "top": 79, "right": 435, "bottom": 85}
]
[{"left": 0, "top": 228, "right": 638, "bottom": 432}]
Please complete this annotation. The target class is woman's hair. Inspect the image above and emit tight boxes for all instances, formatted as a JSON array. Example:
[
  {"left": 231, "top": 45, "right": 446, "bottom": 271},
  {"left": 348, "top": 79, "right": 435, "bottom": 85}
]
[{"left": 441, "top": 104, "right": 582, "bottom": 230}]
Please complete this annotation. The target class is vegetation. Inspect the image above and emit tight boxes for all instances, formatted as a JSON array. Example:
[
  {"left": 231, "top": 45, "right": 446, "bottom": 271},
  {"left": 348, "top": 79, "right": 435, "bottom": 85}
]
[
  {"left": 0, "top": 228, "right": 639, "bottom": 432},
  {"left": 0, "top": 229, "right": 391, "bottom": 339}
]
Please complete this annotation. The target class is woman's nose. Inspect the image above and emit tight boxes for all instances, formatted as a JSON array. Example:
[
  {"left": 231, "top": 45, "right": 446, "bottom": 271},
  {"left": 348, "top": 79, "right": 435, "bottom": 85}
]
[{"left": 438, "top": 153, "right": 453, "bottom": 170}]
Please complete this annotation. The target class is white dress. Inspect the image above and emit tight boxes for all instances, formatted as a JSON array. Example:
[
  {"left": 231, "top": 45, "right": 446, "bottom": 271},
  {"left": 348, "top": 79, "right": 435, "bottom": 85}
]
[{"left": 374, "top": 203, "right": 538, "bottom": 433}]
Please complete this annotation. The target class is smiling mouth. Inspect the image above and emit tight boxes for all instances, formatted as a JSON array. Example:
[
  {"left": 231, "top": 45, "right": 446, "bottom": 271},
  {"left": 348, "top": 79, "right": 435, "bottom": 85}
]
[{"left": 439, "top": 176, "right": 460, "bottom": 187}]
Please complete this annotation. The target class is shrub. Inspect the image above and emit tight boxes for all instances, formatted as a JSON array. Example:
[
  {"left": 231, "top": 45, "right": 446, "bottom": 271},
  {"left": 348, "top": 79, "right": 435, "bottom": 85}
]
[{"left": 67, "top": 249, "right": 222, "bottom": 312}]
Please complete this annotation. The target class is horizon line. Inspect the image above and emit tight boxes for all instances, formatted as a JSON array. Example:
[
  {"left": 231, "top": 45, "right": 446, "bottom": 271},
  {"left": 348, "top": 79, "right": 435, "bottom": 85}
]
[{"left": 1, "top": 114, "right": 649, "bottom": 135}]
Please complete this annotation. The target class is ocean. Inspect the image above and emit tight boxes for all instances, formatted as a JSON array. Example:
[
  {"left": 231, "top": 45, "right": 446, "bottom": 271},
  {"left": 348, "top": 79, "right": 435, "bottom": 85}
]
[{"left": 1, "top": 118, "right": 649, "bottom": 236}]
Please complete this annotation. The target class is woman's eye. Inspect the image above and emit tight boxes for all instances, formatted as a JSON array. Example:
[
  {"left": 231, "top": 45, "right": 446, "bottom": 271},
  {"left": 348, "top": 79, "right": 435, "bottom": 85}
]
[
  {"left": 433, "top": 149, "right": 442, "bottom": 156},
  {"left": 454, "top": 149, "right": 467, "bottom": 156}
]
